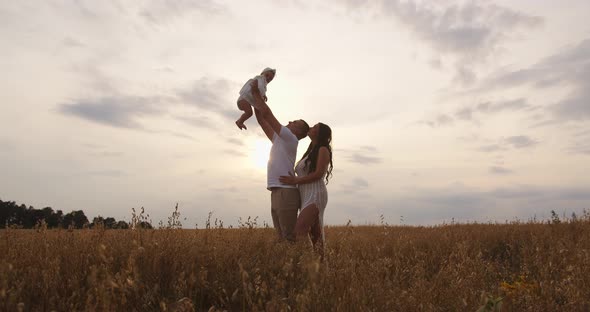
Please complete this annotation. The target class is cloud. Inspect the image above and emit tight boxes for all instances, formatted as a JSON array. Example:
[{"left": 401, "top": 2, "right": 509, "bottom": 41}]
[
  {"left": 347, "top": 153, "right": 382, "bottom": 165},
  {"left": 487, "top": 187, "right": 544, "bottom": 199},
  {"left": 492, "top": 185, "right": 590, "bottom": 203},
  {"left": 487, "top": 186, "right": 590, "bottom": 201},
  {"left": 553, "top": 87, "right": 590, "bottom": 121},
  {"left": 566, "top": 141, "right": 590, "bottom": 155},
  {"left": 139, "top": 0, "right": 226, "bottom": 24},
  {"left": 504, "top": 135, "right": 538, "bottom": 149},
  {"left": 353, "top": 177, "right": 369, "bottom": 188},
  {"left": 226, "top": 138, "right": 245, "bottom": 146},
  {"left": 88, "top": 151, "right": 123, "bottom": 157},
  {"left": 456, "top": 98, "right": 534, "bottom": 122},
  {"left": 211, "top": 186, "right": 239, "bottom": 193},
  {"left": 421, "top": 114, "right": 454, "bottom": 128},
  {"left": 82, "top": 143, "right": 123, "bottom": 157},
  {"left": 368, "top": 184, "right": 590, "bottom": 224},
  {"left": 454, "top": 65, "right": 477, "bottom": 86},
  {"left": 62, "top": 36, "right": 85, "bottom": 48},
  {"left": 58, "top": 75, "right": 239, "bottom": 133},
  {"left": 476, "top": 98, "right": 530, "bottom": 113},
  {"left": 154, "top": 67, "right": 175, "bottom": 73},
  {"left": 177, "top": 78, "right": 237, "bottom": 120},
  {"left": 399, "top": 184, "right": 489, "bottom": 218},
  {"left": 155, "top": 130, "right": 195, "bottom": 141},
  {"left": 489, "top": 166, "right": 513, "bottom": 175},
  {"left": 175, "top": 115, "right": 217, "bottom": 130},
  {"left": 59, "top": 96, "right": 165, "bottom": 129},
  {"left": 429, "top": 57, "right": 443, "bottom": 70},
  {"left": 477, "top": 144, "right": 507, "bottom": 153},
  {"left": 376, "top": 1, "right": 543, "bottom": 54},
  {"left": 0, "top": 139, "right": 16, "bottom": 153},
  {"left": 420, "top": 191, "right": 484, "bottom": 209},
  {"left": 478, "top": 38, "right": 590, "bottom": 122},
  {"left": 455, "top": 98, "right": 536, "bottom": 122},
  {"left": 55, "top": 1, "right": 100, "bottom": 20},
  {"left": 475, "top": 135, "right": 538, "bottom": 153},
  {"left": 272, "top": 0, "right": 310, "bottom": 10},
  {"left": 455, "top": 107, "right": 473, "bottom": 121},
  {"left": 360, "top": 145, "right": 377, "bottom": 152},
  {"left": 342, "top": 1, "right": 542, "bottom": 84},
  {"left": 222, "top": 149, "right": 247, "bottom": 157},
  {"left": 337, "top": 146, "right": 383, "bottom": 165},
  {"left": 65, "top": 63, "right": 120, "bottom": 94},
  {"left": 574, "top": 130, "right": 590, "bottom": 138},
  {"left": 429, "top": 98, "right": 532, "bottom": 125},
  {"left": 85, "top": 170, "right": 126, "bottom": 177},
  {"left": 337, "top": 177, "right": 370, "bottom": 194}
]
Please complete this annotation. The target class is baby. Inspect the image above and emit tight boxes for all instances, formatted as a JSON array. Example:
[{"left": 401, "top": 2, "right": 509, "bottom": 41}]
[{"left": 235, "top": 67, "right": 276, "bottom": 130}]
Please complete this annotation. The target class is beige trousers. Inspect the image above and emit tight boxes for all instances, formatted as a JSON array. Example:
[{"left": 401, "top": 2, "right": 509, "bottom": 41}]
[{"left": 270, "top": 188, "right": 300, "bottom": 242}]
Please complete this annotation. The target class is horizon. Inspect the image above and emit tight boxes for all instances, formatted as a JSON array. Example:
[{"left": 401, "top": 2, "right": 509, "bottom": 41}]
[
  {"left": 1, "top": 197, "right": 586, "bottom": 229},
  {"left": 1, "top": 0, "right": 589, "bottom": 227}
]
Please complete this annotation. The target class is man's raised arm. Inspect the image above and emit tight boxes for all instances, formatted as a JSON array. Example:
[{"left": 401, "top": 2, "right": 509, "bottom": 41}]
[
  {"left": 251, "top": 79, "right": 282, "bottom": 135},
  {"left": 254, "top": 108, "right": 274, "bottom": 141}
]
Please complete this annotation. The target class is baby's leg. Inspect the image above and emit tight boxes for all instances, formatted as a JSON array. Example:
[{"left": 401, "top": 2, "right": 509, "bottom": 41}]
[{"left": 235, "top": 99, "right": 253, "bottom": 130}]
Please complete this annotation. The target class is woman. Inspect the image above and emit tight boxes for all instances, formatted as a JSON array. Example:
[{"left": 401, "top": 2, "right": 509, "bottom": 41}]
[{"left": 280, "top": 123, "right": 333, "bottom": 253}]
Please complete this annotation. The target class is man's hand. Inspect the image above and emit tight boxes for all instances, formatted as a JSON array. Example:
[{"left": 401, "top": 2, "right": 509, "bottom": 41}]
[
  {"left": 279, "top": 172, "right": 298, "bottom": 185},
  {"left": 251, "top": 79, "right": 259, "bottom": 93}
]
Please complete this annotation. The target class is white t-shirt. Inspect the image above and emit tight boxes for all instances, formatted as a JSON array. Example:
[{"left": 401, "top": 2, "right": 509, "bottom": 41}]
[
  {"left": 238, "top": 75, "right": 267, "bottom": 109},
  {"left": 267, "top": 126, "right": 299, "bottom": 190}
]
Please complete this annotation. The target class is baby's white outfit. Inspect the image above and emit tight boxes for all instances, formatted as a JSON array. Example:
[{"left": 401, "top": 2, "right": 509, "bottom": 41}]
[{"left": 237, "top": 75, "right": 267, "bottom": 109}]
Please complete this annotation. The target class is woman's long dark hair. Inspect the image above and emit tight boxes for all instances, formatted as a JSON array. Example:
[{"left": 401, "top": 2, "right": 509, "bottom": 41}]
[{"left": 300, "top": 123, "right": 333, "bottom": 184}]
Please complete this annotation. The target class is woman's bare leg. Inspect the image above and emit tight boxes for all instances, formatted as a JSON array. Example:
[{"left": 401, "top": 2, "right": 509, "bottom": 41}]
[
  {"left": 294, "top": 204, "right": 320, "bottom": 245},
  {"left": 308, "top": 217, "right": 324, "bottom": 259}
]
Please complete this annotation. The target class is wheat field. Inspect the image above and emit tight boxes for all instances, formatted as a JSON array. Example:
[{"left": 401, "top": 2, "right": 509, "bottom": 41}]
[{"left": 1, "top": 216, "right": 589, "bottom": 311}]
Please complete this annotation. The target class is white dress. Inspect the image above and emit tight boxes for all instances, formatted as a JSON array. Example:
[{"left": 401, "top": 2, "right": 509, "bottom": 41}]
[
  {"left": 295, "top": 155, "right": 328, "bottom": 242},
  {"left": 237, "top": 75, "right": 267, "bottom": 109}
]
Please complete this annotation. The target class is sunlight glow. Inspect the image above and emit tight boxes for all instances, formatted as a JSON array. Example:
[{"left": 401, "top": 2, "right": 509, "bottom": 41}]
[{"left": 251, "top": 138, "right": 271, "bottom": 171}]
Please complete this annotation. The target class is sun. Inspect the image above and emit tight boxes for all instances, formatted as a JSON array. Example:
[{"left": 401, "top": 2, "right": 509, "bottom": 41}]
[{"left": 251, "top": 138, "right": 272, "bottom": 171}]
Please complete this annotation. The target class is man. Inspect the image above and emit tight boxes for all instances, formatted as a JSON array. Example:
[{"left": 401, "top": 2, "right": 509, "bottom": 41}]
[{"left": 251, "top": 80, "right": 309, "bottom": 242}]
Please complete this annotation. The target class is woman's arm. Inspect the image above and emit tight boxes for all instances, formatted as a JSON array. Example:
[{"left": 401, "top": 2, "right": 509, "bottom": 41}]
[{"left": 280, "top": 147, "right": 330, "bottom": 185}]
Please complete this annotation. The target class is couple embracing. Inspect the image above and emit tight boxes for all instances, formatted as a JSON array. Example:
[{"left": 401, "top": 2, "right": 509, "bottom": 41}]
[{"left": 239, "top": 68, "right": 333, "bottom": 253}]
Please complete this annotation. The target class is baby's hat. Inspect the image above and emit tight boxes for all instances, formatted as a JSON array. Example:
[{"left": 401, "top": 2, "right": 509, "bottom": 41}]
[{"left": 261, "top": 67, "right": 276, "bottom": 75}]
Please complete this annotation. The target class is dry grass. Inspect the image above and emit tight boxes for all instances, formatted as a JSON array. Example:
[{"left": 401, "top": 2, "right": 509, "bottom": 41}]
[{"left": 1, "top": 218, "right": 589, "bottom": 311}]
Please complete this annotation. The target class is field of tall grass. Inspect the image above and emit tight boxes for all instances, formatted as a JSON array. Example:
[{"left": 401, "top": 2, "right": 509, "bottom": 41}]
[{"left": 1, "top": 211, "right": 589, "bottom": 311}]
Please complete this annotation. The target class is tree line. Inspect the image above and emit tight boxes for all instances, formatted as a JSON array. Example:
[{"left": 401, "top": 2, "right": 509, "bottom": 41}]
[{"left": 0, "top": 198, "right": 135, "bottom": 229}]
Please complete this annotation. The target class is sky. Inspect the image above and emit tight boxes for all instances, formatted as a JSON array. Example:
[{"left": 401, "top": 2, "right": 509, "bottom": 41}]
[{"left": 1, "top": 0, "right": 589, "bottom": 226}]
